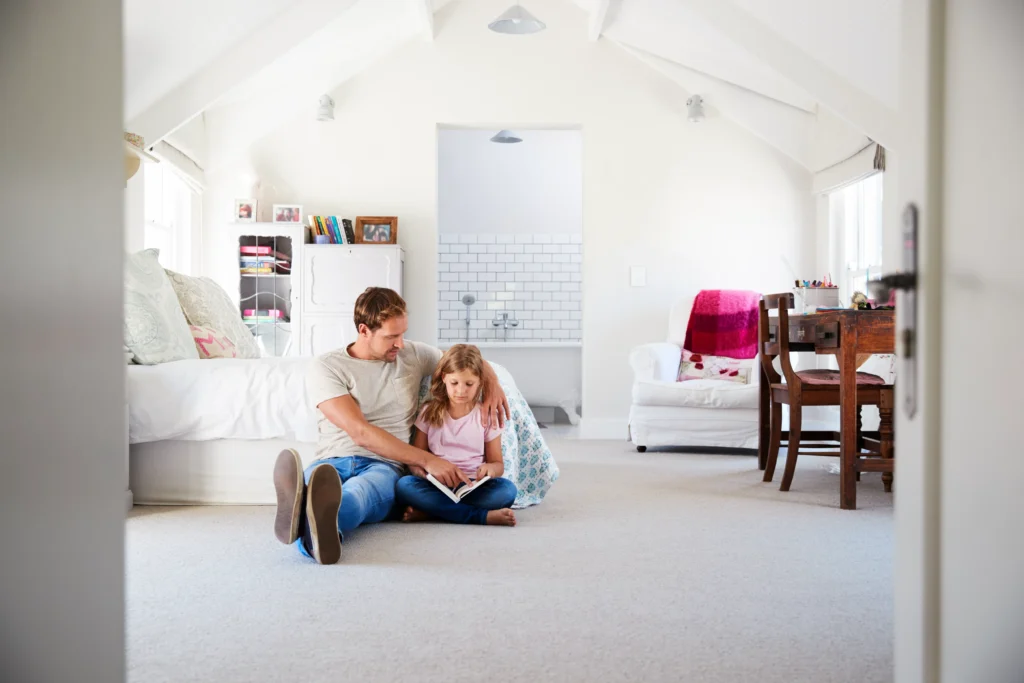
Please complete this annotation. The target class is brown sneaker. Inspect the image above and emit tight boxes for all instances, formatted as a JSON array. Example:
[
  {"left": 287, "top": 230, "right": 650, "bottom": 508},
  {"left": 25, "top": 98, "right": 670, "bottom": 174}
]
[
  {"left": 303, "top": 464, "right": 342, "bottom": 565},
  {"left": 273, "top": 449, "right": 304, "bottom": 544}
]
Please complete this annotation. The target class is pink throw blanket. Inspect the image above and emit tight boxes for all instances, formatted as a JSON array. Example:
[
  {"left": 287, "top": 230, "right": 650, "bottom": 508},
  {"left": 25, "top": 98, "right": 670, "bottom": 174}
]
[{"left": 683, "top": 289, "right": 761, "bottom": 359}]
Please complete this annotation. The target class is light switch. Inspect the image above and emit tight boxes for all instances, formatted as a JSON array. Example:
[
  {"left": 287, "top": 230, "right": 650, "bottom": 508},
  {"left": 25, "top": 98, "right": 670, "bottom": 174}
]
[{"left": 630, "top": 266, "right": 646, "bottom": 287}]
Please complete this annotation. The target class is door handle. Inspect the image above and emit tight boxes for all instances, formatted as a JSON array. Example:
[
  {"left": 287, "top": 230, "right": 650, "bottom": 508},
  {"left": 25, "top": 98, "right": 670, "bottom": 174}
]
[{"left": 870, "top": 203, "right": 920, "bottom": 418}]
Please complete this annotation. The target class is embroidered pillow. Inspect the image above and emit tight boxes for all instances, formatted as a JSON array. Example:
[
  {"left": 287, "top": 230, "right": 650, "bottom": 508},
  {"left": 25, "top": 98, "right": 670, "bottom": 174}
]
[
  {"left": 165, "top": 270, "right": 261, "bottom": 359},
  {"left": 124, "top": 249, "right": 199, "bottom": 365},
  {"left": 190, "top": 325, "right": 238, "bottom": 359},
  {"left": 677, "top": 350, "right": 750, "bottom": 384}
]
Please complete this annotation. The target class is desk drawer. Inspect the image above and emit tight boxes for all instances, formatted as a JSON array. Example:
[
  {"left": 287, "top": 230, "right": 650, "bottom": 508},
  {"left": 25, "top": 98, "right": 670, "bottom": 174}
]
[
  {"left": 816, "top": 322, "right": 839, "bottom": 348},
  {"left": 788, "top": 319, "right": 817, "bottom": 344}
]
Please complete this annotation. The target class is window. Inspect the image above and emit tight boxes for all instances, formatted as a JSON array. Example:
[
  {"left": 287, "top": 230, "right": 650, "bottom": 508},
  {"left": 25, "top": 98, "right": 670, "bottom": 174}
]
[
  {"left": 829, "top": 173, "right": 883, "bottom": 298},
  {"left": 144, "top": 163, "right": 198, "bottom": 274}
]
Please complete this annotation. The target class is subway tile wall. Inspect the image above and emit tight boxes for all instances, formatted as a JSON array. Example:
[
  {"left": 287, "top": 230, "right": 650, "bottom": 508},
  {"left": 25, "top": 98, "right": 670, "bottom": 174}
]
[{"left": 438, "top": 233, "right": 582, "bottom": 342}]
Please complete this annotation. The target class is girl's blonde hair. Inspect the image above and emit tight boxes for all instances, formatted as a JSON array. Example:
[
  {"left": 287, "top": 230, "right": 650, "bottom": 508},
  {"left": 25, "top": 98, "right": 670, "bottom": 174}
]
[{"left": 420, "top": 344, "right": 485, "bottom": 427}]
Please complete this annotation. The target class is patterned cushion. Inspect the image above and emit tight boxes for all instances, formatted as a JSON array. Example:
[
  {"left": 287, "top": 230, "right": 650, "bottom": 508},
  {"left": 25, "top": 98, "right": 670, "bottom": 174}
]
[
  {"left": 165, "top": 270, "right": 260, "bottom": 359},
  {"left": 677, "top": 350, "right": 750, "bottom": 384},
  {"left": 797, "top": 369, "right": 886, "bottom": 385},
  {"left": 124, "top": 249, "right": 198, "bottom": 365},
  {"left": 190, "top": 325, "right": 239, "bottom": 359}
]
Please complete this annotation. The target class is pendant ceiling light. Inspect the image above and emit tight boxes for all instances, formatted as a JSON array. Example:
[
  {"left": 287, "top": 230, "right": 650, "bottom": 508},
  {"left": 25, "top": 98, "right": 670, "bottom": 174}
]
[
  {"left": 488, "top": 4, "right": 546, "bottom": 35},
  {"left": 490, "top": 129, "right": 523, "bottom": 144}
]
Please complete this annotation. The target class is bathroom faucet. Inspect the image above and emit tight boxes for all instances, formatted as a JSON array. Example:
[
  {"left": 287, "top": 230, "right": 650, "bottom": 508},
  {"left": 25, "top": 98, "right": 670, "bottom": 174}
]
[{"left": 491, "top": 311, "right": 519, "bottom": 341}]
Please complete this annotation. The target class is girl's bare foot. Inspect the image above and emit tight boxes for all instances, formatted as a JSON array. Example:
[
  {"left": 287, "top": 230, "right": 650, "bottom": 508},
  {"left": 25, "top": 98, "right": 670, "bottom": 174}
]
[
  {"left": 402, "top": 506, "right": 431, "bottom": 523},
  {"left": 486, "top": 509, "right": 516, "bottom": 526}
]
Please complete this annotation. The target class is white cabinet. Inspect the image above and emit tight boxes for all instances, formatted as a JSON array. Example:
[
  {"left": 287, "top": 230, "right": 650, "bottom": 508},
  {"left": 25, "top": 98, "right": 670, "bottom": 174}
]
[
  {"left": 298, "top": 245, "right": 404, "bottom": 356},
  {"left": 302, "top": 245, "right": 404, "bottom": 314},
  {"left": 300, "top": 315, "right": 356, "bottom": 357}
]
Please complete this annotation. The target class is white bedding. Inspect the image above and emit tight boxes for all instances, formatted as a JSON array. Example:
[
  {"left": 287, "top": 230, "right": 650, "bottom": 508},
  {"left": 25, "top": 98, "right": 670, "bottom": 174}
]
[{"left": 128, "top": 358, "right": 319, "bottom": 444}]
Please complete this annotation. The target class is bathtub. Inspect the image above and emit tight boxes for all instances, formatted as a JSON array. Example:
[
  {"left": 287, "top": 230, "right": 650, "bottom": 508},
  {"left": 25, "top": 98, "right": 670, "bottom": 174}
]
[{"left": 438, "top": 342, "right": 582, "bottom": 424}]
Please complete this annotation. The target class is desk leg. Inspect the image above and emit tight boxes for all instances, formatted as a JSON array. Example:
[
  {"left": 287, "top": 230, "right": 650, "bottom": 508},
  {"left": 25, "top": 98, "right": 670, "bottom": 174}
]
[
  {"left": 839, "top": 331, "right": 858, "bottom": 510},
  {"left": 758, "top": 364, "right": 769, "bottom": 471}
]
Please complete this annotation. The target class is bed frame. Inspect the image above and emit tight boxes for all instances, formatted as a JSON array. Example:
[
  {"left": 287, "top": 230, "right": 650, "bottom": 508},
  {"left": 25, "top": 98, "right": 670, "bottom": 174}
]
[{"left": 130, "top": 439, "right": 316, "bottom": 505}]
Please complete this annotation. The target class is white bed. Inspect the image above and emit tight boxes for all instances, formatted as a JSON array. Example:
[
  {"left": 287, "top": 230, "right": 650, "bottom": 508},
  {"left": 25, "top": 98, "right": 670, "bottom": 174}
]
[{"left": 128, "top": 358, "right": 318, "bottom": 505}]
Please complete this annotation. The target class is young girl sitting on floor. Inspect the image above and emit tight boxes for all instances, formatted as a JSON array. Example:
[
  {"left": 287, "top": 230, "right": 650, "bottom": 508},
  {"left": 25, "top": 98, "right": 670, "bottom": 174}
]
[{"left": 396, "top": 344, "right": 518, "bottom": 527}]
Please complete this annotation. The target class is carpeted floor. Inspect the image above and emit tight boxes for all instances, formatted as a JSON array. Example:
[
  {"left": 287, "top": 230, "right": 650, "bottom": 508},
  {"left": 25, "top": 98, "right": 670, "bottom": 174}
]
[{"left": 126, "top": 439, "right": 893, "bottom": 683}]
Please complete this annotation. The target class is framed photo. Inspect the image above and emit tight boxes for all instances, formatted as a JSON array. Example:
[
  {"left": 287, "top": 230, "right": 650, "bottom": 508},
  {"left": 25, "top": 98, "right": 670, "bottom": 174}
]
[
  {"left": 354, "top": 216, "right": 399, "bottom": 244},
  {"left": 272, "top": 204, "right": 303, "bottom": 224},
  {"left": 234, "top": 199, "right": 256, "bottom": 223}
]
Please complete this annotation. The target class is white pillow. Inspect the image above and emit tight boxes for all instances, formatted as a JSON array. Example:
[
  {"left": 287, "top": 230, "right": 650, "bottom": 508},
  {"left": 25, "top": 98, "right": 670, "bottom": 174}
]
[
  {"left": 124, "top": 249, "right": 199, "bottom": 365},
  {"left": 164, "top": 270, "right": 261, "bottom": 359}
]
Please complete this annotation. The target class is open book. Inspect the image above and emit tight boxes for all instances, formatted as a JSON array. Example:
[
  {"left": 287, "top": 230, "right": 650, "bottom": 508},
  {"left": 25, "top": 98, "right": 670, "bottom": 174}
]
[{"left": 426, "top": 473, "right": 490, "bottom": 504}]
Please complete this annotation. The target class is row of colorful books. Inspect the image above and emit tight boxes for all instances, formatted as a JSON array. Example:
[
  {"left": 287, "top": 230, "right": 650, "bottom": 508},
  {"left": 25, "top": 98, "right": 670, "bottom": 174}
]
[{"left": 308, "top": 215, "right": 355, "bottom": 244}]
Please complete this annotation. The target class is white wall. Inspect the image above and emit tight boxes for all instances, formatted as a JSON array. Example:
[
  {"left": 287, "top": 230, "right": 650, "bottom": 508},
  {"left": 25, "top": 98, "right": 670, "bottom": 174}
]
[
  {"left": 438, "top": 128, "right": 582, "bottom": 235},
  {"left": 0, "top": 1, "right": 125, "bottom": 680},
  {"left": 202, "top": 0, "right": 815, "bottom": 432}
]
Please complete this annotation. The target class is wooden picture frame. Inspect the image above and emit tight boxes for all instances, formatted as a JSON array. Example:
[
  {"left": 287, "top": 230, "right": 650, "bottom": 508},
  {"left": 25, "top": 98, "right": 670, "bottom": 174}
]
[{"left": 354, "top": 216, "right": 399, "bottom": 244}]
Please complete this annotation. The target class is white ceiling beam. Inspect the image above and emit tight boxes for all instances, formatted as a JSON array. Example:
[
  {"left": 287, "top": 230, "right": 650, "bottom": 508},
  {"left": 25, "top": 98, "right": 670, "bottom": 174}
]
[
  {"left": 589, "top": 0, "right": 612, "bottom": 41},
  {"left": 677, "top": 0, "right": 898, "bottom": 150},
  {"left": 418, "top": 0, "right": 434, "bottom": 41},
  {"left": 127, "top": 0, "right": 359, "bottom": 147}
]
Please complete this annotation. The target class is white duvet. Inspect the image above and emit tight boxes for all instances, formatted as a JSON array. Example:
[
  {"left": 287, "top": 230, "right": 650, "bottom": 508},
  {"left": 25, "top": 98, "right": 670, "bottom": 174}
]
[{"left": 128, "top": 358, "right": 319, "bottom": 444}]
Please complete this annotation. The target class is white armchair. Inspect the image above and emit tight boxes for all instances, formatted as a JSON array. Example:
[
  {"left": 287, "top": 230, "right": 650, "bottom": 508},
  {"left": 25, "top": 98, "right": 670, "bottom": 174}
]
[{"left": 628, "top": 296, "right": 761, "bottom": 452}]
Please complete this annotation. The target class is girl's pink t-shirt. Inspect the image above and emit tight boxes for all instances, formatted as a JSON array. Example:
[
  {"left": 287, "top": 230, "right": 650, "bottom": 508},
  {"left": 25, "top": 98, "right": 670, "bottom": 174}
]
[{"left": 414, "top": 405, "right": 503, "bottom": 478}]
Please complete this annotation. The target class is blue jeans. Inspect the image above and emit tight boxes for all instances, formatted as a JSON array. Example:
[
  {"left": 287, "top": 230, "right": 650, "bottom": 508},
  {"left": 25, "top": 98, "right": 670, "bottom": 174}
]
[
  {"left": 395, "top": 475, "right": 517, "bottom": 525},
  {"left": 294, "top": 456, "right": 403, "bottom": 559}
]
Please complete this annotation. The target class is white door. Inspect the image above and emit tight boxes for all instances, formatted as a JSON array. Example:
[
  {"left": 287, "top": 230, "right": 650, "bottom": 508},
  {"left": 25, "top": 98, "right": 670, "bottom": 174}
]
[
  {"left": 938, "top": 1, "right": 1024, "bottom": 681},
  {"left": 896, "top": 2, "right": 1024, "bottom": 681}
]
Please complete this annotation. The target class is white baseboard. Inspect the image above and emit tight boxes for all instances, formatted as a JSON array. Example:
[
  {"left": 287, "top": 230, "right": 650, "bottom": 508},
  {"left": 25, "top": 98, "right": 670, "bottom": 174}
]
[
  {"left": 125, "top": 489, "right": 134, "bottom": 512},
  {"left": 578, "top": 418, "right": 629, "bottom": 440}
]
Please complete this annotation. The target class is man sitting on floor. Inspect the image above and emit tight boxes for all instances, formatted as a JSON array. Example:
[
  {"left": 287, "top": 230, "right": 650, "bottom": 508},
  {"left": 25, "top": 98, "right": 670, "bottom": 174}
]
[{"left": 272, "top": 287, "right": 509, "bottom": 564}]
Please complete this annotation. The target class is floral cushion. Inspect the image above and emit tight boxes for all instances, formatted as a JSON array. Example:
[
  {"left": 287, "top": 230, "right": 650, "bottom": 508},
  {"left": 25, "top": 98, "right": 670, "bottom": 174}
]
[
  {"left": 165, "top": 270, "right": 260, "bottom": 359},
  {"left": 418, "top": 362, "right": 559, "bottom": 509},
  {"left": 124, "top": 249, "right": 198, "bottom": 365},
  {"left": 190, "top": 325, "right": 239, "bottom": 359},
  {"left": 677, "top": 349, "right": 750, "bottom": 384}
]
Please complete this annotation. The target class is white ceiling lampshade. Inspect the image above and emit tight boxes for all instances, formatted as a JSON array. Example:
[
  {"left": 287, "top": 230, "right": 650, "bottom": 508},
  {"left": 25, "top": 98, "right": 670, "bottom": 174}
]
[
  {"left": 686, "top": 95, "right": 706, "bottom": 123},
  {"left": 316, "top": 94, "right": 335, "bottom": 122},
  {"left": 488, "top": 4, "right": 546, "bottom": 34},
  {"left": 490, "top": 129, "right": 523, "bottom": 144}
]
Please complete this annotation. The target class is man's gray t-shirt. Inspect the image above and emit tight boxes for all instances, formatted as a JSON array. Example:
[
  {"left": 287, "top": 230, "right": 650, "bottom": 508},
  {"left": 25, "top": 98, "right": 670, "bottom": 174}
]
[{"left": 306, "top": 340, "right": 443, "bottom": 468}]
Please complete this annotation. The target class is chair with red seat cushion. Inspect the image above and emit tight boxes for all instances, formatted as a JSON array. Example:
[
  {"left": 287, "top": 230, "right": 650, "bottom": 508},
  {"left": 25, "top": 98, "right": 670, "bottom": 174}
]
[
  {"left": 758, "top": 294, "right": 895, "bottom": 492},
  {"left": 796, "top": 369, "right": 886, "bottom": 386}
]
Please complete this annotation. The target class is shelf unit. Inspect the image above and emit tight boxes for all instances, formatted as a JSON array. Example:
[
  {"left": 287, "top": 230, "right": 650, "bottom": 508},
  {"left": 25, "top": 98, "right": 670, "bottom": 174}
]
[{"left": 235, "top": 222, "right": 308, "bottom": 357}]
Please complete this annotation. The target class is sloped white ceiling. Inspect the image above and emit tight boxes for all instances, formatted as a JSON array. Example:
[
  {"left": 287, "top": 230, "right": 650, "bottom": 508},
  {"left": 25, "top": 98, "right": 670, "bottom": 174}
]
[
  {"left": 599, "top": 0, "right": 818, "bottom": 112},
  {"left": 124, "top": 0, "right": 297, "bottom": 120},
  {"left": 732, "top": 0, "right": 901, "bottom": 109},
  {"left": 124, "top": 0, "right": 898, "bottom": 172}
]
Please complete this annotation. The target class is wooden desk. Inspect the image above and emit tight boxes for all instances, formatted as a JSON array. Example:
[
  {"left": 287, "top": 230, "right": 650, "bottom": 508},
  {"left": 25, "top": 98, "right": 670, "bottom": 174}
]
[{"left": 757, "top": 309, "right": 896, "bottom": 510}]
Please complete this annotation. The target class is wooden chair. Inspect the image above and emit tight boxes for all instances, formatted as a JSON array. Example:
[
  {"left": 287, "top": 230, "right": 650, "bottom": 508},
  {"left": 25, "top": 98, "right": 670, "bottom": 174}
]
[{"left": 758, "top": 293, "right": 895, "bottom": 492}]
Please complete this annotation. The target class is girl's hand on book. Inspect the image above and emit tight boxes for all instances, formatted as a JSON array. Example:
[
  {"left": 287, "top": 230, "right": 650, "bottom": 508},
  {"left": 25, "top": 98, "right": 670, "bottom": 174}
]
[
  {"left": 475, "top": 462, "right": 502, "bottom": 481},
  {"left": 426, "top": 457, "right": 469, "bottom": 488}
]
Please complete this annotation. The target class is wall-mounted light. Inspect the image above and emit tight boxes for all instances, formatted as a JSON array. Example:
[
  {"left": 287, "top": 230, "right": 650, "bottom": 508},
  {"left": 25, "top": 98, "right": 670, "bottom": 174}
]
[
  {"left": 686, "top": 95, "right": 705, "bottom": 123},
  {"left": 488, "top": 4, "right": 546, "bottom": 34},
  {"left": 316, "top": 94, "right": 335, "bottom": 122}
]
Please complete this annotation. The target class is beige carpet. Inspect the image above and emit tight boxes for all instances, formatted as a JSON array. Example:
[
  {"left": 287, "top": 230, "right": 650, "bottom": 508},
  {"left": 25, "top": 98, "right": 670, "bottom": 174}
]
[{"left": 126, "top": 439, "right": 893, "bottom": 683}]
